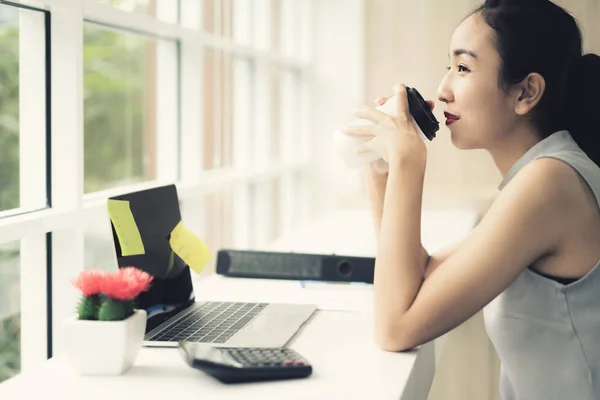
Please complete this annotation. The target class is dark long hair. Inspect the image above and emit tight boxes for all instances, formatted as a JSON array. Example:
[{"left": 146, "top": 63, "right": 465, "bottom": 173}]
[{"left": 472, "top": 0, "right": 600, "bottom": 165}]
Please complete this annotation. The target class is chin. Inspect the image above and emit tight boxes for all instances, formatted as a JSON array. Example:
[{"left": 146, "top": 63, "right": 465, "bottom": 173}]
[
  {"left": 450, "top": 133, "right": 469, "bottom": 150},
  {"left": 450, "top": 129, "right": 478, "bottom": 150}
]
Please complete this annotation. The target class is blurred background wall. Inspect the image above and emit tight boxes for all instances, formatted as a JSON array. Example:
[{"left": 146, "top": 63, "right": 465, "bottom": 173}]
[
  {"left": 346, "top": 1, "right": 599, "bottom": 399},
  {"left": 316, "top": 0, "right": 600, "bottom": 215}
]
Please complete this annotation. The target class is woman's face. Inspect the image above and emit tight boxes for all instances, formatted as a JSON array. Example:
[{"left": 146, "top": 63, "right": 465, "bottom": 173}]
[{"left": 437, "top": 13, "right": 518, "bottom": 150}]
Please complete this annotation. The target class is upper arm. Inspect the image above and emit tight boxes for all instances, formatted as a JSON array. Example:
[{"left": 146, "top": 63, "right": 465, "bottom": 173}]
[
  {"left": 392, "top": 158, "right": 574, "bottom": 350},
  {"left": 424, "top": 237, "right": 467, "bottom": 279}
]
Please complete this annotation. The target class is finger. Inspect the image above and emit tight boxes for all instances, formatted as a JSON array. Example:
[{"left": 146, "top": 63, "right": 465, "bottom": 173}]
[
  {"left": 375, "top": 96, "right": 388, "bottom": 106},
  {"left": 426, "top": 100, "right": 435, "bottom": 111},
  {"left": 393, "top": 84, "right": 411, "bottom": 122},
  {"left": 356, "top": 143, "right": 372, "bottom": 155},
  {"left": 356, "top": 141, "right": 381, "bottom": 160},
  {"left": 354, "top": 105, "right": 393, "bottom": 124},
  {"left": 341, "top": 125, "right": 377, "bottom": 137}
]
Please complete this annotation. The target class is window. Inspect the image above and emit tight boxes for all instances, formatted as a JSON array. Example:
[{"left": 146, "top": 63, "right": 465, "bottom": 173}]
[
  {"left": 0, "top": 1, "right": 48, "bottom": 385},
  {"left": 0, "top": 4, "right": 47, "bottom": 215},
  {"left": 202, "top": 48, "right": 234, "bottom": 169},
  {"left": 94, "top": 0, "right": 178, "bottom": 24},
  {"left": 0, "top": 241, "right": 20, "bottom": 383},
  {"left": 84, "top": 210, "right": 118, "bottom": 272},
  {"left": 0, "top": 8, "right": 19, "bottom": 213},
  {"left": 231, "top": 56, "right": 253, "bottom": 166},
  {"left": 202, "top": 189, "right": 234, "bottom": 256},
  {"left": 0, "top": 0, "right": 314, "bottom": 381},
  {"left": 83, "top": 23, "right": 178, "bottom": 193}
]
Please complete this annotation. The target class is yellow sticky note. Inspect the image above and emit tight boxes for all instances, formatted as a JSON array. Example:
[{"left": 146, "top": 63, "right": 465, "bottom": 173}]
[
  {"left": 169, "top": 221, "right": 211, "bottom": 274},
  {"left": 107, "top": 199, "right": 145, "bottom": 257}
]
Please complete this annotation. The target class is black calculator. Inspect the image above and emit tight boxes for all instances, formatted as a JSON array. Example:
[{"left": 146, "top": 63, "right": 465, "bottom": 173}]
[{"left": 179, "top": 341, "right": 313, "bottom": 384}]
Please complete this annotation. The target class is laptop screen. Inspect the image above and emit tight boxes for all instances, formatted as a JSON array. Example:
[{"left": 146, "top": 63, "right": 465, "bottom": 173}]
[{"left": 108, "top": 184, "right": 195, "bottom": 332}]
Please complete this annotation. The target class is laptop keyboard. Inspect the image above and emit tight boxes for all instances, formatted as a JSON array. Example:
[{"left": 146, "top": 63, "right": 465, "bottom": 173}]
[{"left": 149, "top": 302, "right": 268, "bottom": 343}]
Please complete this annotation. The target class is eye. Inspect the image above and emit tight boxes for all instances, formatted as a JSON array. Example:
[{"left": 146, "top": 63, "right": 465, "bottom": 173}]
[
  {"left": 458, "top": 65, "right": 470, "bottom": 73},
  {"left": 445, "top": 66, "right": 451, "bottom": 71}
]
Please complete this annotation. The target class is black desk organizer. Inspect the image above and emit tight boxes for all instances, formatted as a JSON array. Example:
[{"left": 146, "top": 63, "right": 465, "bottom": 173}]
[{"left": 215, "top": 249, "right": 375, "bottom": 284}]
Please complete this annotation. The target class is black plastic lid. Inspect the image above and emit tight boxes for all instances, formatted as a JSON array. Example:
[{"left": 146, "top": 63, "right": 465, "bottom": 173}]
[{"left": 406, "top": 87, "right": 439, "bottom": 141}]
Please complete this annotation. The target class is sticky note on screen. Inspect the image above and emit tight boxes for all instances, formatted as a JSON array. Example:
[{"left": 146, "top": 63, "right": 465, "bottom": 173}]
[
  {"left": 107, "top": 199, "right": 145, "bottom": 257},
  {"left": 169, "top": 221, "right": 211, "bottom": 274}
]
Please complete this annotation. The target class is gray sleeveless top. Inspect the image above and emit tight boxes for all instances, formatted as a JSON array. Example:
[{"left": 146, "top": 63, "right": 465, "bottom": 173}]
[{"left": 483, "top": 130, "right": 600, "bottom": 400}]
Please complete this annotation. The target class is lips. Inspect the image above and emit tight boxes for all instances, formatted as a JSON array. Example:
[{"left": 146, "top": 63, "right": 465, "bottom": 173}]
[{"left": 444, "top": 112, "right": 460, "bottom": 126}]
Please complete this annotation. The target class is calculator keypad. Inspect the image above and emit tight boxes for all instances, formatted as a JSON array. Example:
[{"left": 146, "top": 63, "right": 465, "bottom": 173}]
[{"left": 223, "top": 348, "right": 306, "bottom": 368}]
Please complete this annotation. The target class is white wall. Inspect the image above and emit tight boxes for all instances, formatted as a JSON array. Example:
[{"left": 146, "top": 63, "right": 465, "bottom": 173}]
[
  {"left": 309, "top": 1, "right": 600, "bottom": 399},
  {"left": 359, "top": 2, "right": 600, "bottom": 400},
  {"left": 364, "top": 0, "right": 502, "bottom": 213},
  {"left": 309, "top": 0, "right": 366, "bottom": 217},
  {"left": 308, "top": 0, "right": 504, "bottom": 217}
]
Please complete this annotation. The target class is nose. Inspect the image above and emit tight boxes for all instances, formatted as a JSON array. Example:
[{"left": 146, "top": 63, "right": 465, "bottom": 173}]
[{"left": 437, "top": 71, "right": 453, "bottom": 104}]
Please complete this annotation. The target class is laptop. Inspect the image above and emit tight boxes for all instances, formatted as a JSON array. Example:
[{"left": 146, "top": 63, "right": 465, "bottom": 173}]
[{"left": 108, "top": 184, "right": 317, "bottom": 348}]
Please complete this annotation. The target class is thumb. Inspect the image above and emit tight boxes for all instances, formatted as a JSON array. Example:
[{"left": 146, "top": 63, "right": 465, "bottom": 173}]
[
  {"left": 375, "top": 96, "right": 388, "bottom": 106},
  {"left": 426, "top": 100, "right": 435, "bottom": 111}
]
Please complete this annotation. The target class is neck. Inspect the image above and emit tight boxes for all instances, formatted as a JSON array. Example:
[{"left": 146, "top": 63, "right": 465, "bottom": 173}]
[{"left": 487, "top": 127, "right": 543, "bottom": 177}]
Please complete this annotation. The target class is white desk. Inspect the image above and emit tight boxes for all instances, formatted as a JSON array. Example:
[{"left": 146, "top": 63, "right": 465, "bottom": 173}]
[
  {"left": 0, "top": 209, "right": 477, "bottom": 400},
  {"left": 0, "top": 310, "right": 434, "bottom": 400}
]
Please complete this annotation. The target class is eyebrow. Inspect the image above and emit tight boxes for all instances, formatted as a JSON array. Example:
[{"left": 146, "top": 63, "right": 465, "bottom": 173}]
[{"left": 448, "top": 49, "right": 478, "bottom": 59}]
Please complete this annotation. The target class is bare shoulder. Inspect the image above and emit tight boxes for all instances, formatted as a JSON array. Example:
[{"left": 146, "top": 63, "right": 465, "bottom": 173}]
[
  {"left": 495, "top": 156, "right": 600, "bottom": 255},
  {"left": 394, "top": 156, "right": 597, "bottom": 349},
  {"left": 478, "top": 157, "right": 587, "bottom": 259},
  {"left": 511, "top": 157, "right": 600, "bottom": 276},
  {"left": 530, "top": 156, "right": 598, "bottom": 210},
  {"left": 424, "top": 156, "right": 599, "bottom": 281},
  {"left": 500, "top": 156, "right": 588, "bottom": 211}
]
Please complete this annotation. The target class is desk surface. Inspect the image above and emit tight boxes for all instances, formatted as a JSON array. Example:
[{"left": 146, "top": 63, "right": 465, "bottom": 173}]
[
  {"left": 0, "top": 209, "right": 476, "bottom": 399},
  {"left": 0, "top": 309, "right": 434, "bottom": 400}
]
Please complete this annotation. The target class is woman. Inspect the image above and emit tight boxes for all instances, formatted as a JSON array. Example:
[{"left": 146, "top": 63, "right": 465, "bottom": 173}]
[{"left": 342, "top": 0, "right": 600, "bottom": 398}]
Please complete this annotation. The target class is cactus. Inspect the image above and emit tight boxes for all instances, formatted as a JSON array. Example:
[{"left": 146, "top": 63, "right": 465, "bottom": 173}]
[
  {"left": 77, "top": 294, "right": 101, "bottom": 320},
  {"left": 98, "top": 297, "right": 135, "bottom": 321},
  {"left": 72, "top": 267, "right": 152, "bottom": 321}
]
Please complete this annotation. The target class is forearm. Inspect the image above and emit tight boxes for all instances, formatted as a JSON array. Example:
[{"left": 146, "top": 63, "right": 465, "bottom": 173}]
[
  {"left": 374, "top": 160, "right": 428, "bottom": 340},
  {"left": 364, "top": 166, "right": 387, "bottom": 239},
  {"left": 365, "top": 164, "right": 429, "bottom": 260}
]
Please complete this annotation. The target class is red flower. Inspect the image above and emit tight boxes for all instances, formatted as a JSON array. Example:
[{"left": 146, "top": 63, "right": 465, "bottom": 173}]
[
  {"left": 72, "top": 270, "right": 108, "bottom": 296},
  {"left": 99, "top": 267, "right": 153, "bottom": 301}
]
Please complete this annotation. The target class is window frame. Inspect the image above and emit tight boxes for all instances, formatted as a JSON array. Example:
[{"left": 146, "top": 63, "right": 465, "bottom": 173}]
[{"left": 0, "top": 0, "right": 314, "bottom": 376}]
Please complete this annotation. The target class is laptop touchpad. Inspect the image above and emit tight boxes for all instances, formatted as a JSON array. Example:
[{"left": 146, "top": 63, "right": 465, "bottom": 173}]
[{"left": 225, "top": 314, "right": 308, "bottom": 348}]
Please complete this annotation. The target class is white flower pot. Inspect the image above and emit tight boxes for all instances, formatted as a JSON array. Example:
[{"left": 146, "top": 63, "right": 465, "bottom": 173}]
[{"left": 63, "top": 309, "right": 147, "bottom": 375}]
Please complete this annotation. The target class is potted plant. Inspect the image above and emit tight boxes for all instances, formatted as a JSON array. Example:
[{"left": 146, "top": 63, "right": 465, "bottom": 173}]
[{"left": 64, "top": 267, "right": 153, "bottom": 375}]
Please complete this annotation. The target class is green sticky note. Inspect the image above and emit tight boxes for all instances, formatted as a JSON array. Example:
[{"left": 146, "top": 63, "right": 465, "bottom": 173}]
[
  {"left": 169, "top": 221, "right": 211, "bottom": 274},
  {"left": 107, "top": 199, "right": 145, "bottom": 257}
]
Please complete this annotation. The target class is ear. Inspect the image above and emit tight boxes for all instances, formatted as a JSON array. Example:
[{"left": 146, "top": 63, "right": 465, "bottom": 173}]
[{"left": 514, "top": 73, "right": 545, "bottom": 116}]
